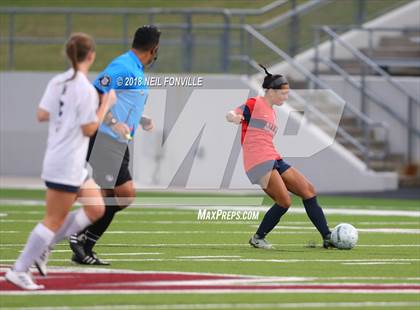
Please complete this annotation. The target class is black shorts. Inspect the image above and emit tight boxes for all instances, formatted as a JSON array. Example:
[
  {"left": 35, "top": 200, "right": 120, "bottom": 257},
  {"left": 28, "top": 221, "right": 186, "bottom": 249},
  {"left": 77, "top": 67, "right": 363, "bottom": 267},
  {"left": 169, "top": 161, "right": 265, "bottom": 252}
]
[
  {"left": 246, "top": 159, "right": 291, "bottom": 185},
  {"left": 87, "top": 132, "right": 132, "bottom": 189},
  {"left": 45, "top": 181, "right": 80, "bottom": 193}
]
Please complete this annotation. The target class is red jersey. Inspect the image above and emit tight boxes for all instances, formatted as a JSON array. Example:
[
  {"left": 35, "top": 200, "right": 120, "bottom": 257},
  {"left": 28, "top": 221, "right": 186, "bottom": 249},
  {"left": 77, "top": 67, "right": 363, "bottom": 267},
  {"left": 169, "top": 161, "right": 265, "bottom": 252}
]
[{"left": 234, "top": 96, "right": 281, "bottom": 172}]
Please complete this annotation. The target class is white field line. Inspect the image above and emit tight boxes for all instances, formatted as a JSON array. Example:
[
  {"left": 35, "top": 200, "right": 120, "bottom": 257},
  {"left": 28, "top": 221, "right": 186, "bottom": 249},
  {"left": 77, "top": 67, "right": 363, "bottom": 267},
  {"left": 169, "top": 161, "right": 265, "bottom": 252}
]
[
  {"left": 0, "top": 289, "right": 419, "bottom": 295},
  {"left": 357, "top": 228, "right": 420, "bottom": 234},
  {"left": 1, "top": 219, "right": 419, "bottom": 226},
  {"left": 0, "top": 267, "right": 268, "bottom": 278},
  {"left": 1, "top": 228, "right": 419, "bottom": 234},
  {"left": 1, "top": 243, "right": 420, "bottom": 248},
  {"left": 0, "top": 258, "right": 419, "bottom": 263},
  {"left": 0, "top": 301, "right": 419, "bottom": 310},
  {"left": 1, "top": 199, "right": 419, "bottom": 217},
  {"left": 90, "top": 280, "right": 420, "bottom": 288},
  {"left": 176, "top": 256, "right": 241, "bottom": 259},
  {"left": 266, "top": 226, "right": 420, "bottom": 234},
  {"left": 90, "top": 252, "right": 162, "bottom": 256},
  {"left": 33, "top": 250, "right": 162, "bottom": 255},
  {"left": 0, "top": 219, "right": 263, "bottom": 224},
  {"left": 341, "top": 262, "right": 411, "bottom": 265},
  {"left": 0, "top": 230, "right": 312, "bottom": 235},
  {"left": 1, "top": 266, "right": 419, "bottom": 283}
]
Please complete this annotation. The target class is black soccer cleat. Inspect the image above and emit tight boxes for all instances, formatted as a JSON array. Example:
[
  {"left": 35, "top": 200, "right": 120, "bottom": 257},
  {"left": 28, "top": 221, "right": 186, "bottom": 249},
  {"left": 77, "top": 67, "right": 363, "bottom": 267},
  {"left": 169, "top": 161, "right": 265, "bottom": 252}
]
[
  {"left": 323, "top": 233, "right": 336, "bottom": 249},
  {"left": 71, "top": 252, "right": 110, "bottom": 266},
  {"left": 69, "top": 234, "right": 87, "bottom": 260}
]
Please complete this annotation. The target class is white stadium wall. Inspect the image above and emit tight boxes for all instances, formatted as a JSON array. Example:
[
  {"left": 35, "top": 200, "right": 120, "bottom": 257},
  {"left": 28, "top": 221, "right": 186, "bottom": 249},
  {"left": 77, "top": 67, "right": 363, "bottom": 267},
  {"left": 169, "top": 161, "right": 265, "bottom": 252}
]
[{"left": 0, "top": 72, "right": 397, "bottom": 192}]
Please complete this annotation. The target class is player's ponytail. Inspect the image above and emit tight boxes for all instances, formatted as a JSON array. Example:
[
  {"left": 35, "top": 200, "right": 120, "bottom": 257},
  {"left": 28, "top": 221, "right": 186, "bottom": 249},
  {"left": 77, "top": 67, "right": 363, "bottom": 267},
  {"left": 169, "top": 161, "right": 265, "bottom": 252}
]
[
  {"left": 67, "top": 39, "right": 78, "bottom": 81},
  {"left": 259, "top": 63, "right": 272, "bottom": 77},
  {"left": 65, "top": 33, "right": 95, "bottom": 81},
  {"left": 259, "top": 63, "right": 288, "bottom": 90}
]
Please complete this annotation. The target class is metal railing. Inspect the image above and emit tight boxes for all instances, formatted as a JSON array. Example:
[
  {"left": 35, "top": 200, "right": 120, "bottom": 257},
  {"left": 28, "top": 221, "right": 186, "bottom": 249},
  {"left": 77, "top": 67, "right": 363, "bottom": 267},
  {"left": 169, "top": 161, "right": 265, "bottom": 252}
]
[
  {"left": 1, "top": 0, "right": 372, "bottom": 71},
  {"left": 238, "top": 25, "right": 389, "bottom": 166},
  {"left": 313, "top": 25, "right": 420, "bottom": 162}
]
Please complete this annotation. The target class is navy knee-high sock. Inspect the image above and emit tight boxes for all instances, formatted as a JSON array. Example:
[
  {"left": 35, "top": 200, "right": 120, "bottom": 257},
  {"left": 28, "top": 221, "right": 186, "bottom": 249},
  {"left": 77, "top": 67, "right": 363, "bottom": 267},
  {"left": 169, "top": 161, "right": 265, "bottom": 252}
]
[
  {"left": 303, "top": 196, "right": 330, "bottom": 238},
  {"left": 82, "top": 202, "right": 122, "bottom": 254},
  {"left": 256, "top": 203, "right": 289, "bottom": 238}
]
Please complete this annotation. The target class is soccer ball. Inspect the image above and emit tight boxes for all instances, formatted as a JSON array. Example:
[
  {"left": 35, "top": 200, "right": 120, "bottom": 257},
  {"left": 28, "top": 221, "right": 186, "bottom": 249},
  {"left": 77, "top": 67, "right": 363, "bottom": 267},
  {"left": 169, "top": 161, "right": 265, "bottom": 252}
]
[{"left": 331, "top": 223, "right": 358, "bottom": 249}]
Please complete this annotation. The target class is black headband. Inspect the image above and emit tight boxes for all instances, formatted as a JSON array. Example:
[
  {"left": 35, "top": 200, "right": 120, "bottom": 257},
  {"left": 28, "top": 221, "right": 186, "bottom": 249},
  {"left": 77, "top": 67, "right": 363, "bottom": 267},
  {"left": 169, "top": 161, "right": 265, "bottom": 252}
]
[{"left": 259, "top": 64, "right": 288, "bottom": 89}]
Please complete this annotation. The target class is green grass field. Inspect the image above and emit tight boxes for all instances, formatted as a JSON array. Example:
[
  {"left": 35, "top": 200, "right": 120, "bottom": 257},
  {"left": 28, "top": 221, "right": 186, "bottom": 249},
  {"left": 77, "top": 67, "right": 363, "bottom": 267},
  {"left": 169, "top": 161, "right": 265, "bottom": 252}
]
[{"left": 0, "top": 189, "right": 419, "bottom": 309}]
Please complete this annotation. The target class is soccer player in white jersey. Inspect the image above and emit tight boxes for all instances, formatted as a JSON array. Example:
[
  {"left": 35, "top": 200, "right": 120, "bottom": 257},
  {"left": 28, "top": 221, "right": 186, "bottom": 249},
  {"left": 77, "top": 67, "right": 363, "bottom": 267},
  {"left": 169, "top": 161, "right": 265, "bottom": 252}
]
[{"left": 5, "top": 33, "right": 116, "bottom": 290}]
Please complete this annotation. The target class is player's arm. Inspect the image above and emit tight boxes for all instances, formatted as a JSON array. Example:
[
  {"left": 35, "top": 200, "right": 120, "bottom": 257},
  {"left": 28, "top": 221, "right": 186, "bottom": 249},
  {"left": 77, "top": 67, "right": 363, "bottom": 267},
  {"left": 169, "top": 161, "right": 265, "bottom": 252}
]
[
  {"left": 81, "top": 90, "right": 116, "bottom": 137},
  {"left": 140, "top": 115, "right": 154, "bottom": 131},
  {"left": 226, "top": 106, "right": 244, "bottom": 124},
  {"left": 37, "top": 108, "right": 49, "bottom": 122},
  {"left": 94, "top": 70, "right": 132, "bottom": 138},
  {"left": 101, "top": 109, "right": 130, "bottom": 138}
]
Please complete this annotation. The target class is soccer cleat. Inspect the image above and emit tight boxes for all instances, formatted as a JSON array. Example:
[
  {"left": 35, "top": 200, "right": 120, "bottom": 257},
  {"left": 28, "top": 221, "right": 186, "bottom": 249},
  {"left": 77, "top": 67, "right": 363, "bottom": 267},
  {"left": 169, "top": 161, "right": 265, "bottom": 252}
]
[
  {"left": 5, "top": 269, "right": 44, "bottom": 290},
  {"left": 71, "top": 252, "right": 110, "bottom": 266},
  {"left": 69, "top": 233, "right": 87, "bottom": 261},
  {"left": 323, "top": 233, "right": 336, "bottom": 249},
  {"left": 34, "top": 248, "right": 50, "bottom": 277},
  {"left": 249, "top": 234, "right": 273, "bottom": 249}
]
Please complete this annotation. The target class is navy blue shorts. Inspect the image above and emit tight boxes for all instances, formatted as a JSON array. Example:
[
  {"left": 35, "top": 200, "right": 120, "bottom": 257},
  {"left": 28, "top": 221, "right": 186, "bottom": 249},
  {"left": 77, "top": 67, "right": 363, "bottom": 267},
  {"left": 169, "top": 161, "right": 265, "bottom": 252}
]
[
  {"left": 87, "top": 132, "right": 132, "bottom": 189},
  {"left": 45, "top": 181, "right": 80, "bottom": 193},
  {"left": 246, "top": 159, "right": 292, "bottom": 184}
]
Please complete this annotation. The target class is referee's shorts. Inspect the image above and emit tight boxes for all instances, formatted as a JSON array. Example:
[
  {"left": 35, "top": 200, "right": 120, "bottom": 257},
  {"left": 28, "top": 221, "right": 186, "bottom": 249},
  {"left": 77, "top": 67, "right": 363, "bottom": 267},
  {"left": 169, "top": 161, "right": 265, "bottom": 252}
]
[{"left": 87, "top": 131, "right": 132, "bottom": 189}]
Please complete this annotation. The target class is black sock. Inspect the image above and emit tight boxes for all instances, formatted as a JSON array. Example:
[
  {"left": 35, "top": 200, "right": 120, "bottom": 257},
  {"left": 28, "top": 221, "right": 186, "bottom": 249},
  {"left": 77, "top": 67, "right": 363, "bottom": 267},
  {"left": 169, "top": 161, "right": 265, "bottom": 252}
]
[
  {"left": 256, "top": 203, "right": 289, "bottom": 238},
  {"left": 303, "top": 196, "right": 331, "bottom": 239},
  {"left": 83, "top": 205, "right": 121, "bottom": 254}
]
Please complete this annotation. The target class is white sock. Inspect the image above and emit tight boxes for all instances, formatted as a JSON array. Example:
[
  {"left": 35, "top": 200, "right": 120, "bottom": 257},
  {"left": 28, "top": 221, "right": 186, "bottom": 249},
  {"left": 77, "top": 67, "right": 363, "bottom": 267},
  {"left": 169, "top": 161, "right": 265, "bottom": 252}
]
[
  {"left": 50, "top": 208, "right": 92, "bottom": 247},
  {"left": 14, "top": 223, "right": 55, "bottom": 272}
]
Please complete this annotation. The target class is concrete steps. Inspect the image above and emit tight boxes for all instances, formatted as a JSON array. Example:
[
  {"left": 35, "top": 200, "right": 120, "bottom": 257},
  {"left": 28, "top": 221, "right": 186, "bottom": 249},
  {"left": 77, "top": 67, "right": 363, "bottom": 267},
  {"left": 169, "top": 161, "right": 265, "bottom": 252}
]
[{"left": 315, "top": 34, "right": 420, "bottom": 76}]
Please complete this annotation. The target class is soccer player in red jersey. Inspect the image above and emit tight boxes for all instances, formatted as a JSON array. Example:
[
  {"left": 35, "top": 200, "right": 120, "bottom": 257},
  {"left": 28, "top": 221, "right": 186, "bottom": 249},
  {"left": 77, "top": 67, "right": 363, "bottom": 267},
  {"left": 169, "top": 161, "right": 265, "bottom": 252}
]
[{"left": 226, "top": 64, "right": 333, "bottom": 249}]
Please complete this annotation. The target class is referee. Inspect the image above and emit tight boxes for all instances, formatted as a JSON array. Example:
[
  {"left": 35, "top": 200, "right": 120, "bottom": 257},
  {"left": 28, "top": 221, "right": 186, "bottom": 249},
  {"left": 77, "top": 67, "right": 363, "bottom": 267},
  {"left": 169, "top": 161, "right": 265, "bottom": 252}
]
[{"left": 69, "top": 25, "right": 160, "bottom": 265}]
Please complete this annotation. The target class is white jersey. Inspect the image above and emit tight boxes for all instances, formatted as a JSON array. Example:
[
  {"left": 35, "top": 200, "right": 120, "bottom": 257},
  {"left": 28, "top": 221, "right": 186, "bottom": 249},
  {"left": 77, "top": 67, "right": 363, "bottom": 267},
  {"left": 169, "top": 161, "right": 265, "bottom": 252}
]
[{"left": 40, "top": 69, "right": 98, "bottom": 187}]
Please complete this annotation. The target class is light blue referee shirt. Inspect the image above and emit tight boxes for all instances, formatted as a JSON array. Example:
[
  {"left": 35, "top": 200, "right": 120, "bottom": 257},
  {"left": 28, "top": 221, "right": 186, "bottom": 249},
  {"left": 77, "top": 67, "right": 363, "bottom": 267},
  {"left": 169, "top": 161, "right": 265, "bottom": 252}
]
[{"left": 93, "top": 50, "right": 148, "bottom": 143}]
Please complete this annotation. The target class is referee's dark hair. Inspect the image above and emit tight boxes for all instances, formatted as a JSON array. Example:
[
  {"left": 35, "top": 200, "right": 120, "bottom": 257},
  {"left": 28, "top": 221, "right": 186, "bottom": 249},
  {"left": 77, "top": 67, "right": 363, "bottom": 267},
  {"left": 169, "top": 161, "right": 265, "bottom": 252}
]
[{"left": 132, "top": 25, "right": 161, "bottom": 51}]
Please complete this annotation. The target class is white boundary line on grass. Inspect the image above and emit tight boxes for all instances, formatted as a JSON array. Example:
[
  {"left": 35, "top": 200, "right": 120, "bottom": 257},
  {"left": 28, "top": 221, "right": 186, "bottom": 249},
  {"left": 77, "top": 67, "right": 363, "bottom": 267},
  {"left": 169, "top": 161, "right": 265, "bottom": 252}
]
[
  {"left": 1, "top": 288, "right": 419, "bottom": 295},
  {"left": 1, "top": 243, "right": 420, "bottom": 248},
  {"left": 0, "top": 258, "right": 419, "bottom": 263},
  {"left": 1, "top": 219, "right": 419, "bottom": 226},
  {"left": 1, "top": 228, "right": 419, "bottom": 234},
  {"left": 341, "top": 262, "right": 411, "bottom": 265},
  {"left": 1, "top": 199, "right": 419, "bottom": 217},
  {"left": 3, "top": 267, "right": 418, "bottom": 281},
  {"left": 1, "top": 301, "right": 419, "bottom": 310}
]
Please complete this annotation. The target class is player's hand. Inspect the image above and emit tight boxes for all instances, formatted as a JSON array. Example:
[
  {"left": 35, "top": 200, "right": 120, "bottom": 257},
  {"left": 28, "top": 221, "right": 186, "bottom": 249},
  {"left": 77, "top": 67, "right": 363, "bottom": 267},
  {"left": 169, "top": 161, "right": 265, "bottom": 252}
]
[
  {"left": 140, "top": 116, "right": 154, "bottom": 131},
  {"left": 111, "top": 122, "right": 130, "bottom": 138},
  {"left": 226, "top": 111, "right": 244, "bottom": 124}
]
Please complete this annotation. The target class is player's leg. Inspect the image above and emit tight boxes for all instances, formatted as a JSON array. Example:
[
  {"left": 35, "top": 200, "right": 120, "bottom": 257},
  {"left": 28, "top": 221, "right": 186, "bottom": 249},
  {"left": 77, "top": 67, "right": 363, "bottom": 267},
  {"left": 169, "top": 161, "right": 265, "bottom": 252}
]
[
  {"left": 250, "top": 169, "right": 291, "bottom": 249},
  {"left": 280, "top": 167, "right": 332, "bottom": 246},
  {"left": 35, "top": 179, "right": 105, "bottom": 274},
  {"left": 49, "top": 179, "right": 105, "bottom": 249},
  {"left": 70, "top": 135, "right": 132, "bottom": 264},
  {"left": 81, "top": 180, "right": 135, "bottom": 258},
  {"left": 6, "top": 188, "right": 76, "bottom": 289}
]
